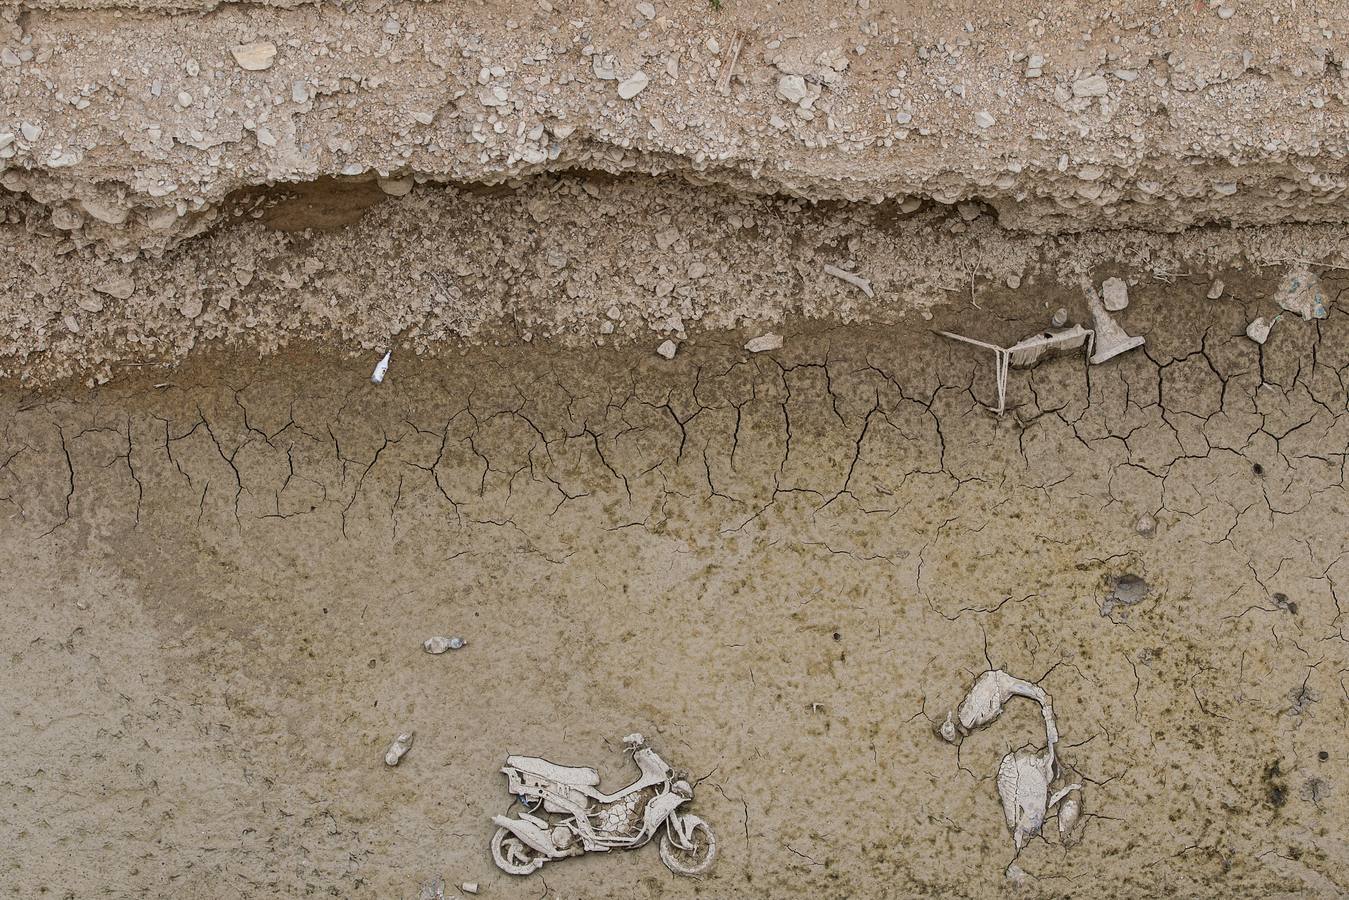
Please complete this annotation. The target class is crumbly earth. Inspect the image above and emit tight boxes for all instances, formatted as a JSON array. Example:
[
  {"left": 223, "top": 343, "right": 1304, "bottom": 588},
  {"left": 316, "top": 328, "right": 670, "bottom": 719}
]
[{"left": 3, "top": 280, "right": 1348, "bottom": 898}]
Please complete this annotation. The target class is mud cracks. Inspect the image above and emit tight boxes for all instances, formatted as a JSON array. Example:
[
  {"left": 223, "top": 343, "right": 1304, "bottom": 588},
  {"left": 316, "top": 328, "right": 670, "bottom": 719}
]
[{"left": 4, "top": 290, "right": 1349, "bottom": 896}]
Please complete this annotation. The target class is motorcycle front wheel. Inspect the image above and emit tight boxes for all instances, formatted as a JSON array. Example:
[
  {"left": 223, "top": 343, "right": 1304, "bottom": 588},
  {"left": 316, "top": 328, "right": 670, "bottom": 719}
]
[
  {"left": 659, "top": 815, "right": 717, "bottom": 877},
  {"left": 491, "top": 826, "right": 548, "bottom": 875}
]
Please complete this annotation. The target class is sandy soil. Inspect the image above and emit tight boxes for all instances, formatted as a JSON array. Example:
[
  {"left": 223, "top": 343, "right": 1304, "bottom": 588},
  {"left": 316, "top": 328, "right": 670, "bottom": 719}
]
[{"left": 4, "top": 278, "right": 1348, "bottom": 898}]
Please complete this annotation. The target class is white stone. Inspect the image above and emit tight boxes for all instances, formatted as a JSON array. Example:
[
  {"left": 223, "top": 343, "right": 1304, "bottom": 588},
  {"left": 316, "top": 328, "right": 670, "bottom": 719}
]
[
  {"left": 777, "top": 74, "right": 808, "bottom": 104},
  {"left": 656, "top": 339, "right": 678, "bottom": 359},
  {"left": 1071, "top": 74, "right": 1109, "bottom": 97},
  {"left": 94, "top": 275, "right": 135, "bottom": 300},
  {"left": 231, "top": 42, "right": 277, "bottom": 71},
  {"left": 974, "top": 110, "right": 995, "bottom": 129},
  {"left": 1101, "top": 277, "right": 1128, "bottom": 311},
  {"left": 384, "top": 732, "right": 414, "bottom": 766},
  {"left": 636, "top": 1, "right": 655, "bottom": 18},
  {"left": 176, "top": 91, "right": 193, "bottom": 108},
  {"left": 618, "top": 71, "right": 649, "bottom": 99},
  {"left": 744, "top": 333, "right": 784, "bottom": 353},
  {"left": 1246, "top": 316, "right": 1274, "bottom": 344},
  {"left": 1206, "top": 279, "right": 1224, "bottom": 300},
  {"left": 20, "top": 122, "right": 41, "bottom": 142}
]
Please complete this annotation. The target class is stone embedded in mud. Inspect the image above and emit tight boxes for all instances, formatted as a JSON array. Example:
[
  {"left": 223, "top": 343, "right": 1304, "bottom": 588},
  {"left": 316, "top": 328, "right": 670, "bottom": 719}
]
[
  {"left": 1102, "top": 276, "right": 1129, "bottom": 311},
  {"left": 1101, "top": 573, "right": 1149, "bottom": 618},
  {"left": 1246, "top": 316, "right": 1275, "bottom": 344},
  {"left": 76, "top": 295, "right": 104, "bottom": 313},
  {"left": 1135, "top": 513, "right": 1157, "bottom": 537},
  {"left": 744, "top": 332, "right": 784, "bottom": 353},
  {"left": 974, "top": 110, "right": 996, "bottom": 129},
  {"left": 231, "top": 42, "right": 277, "bottom": 71},
  {"left": 378, "top": 176, "right": 415, "bottom": 197},
  {"left": 1072, "top": 74, "right": 1110, "bottom": 97},
  {"left": 656, "top": 339, "right": 678, "bottom": 359},
  {"left": 618, "top": 71, "right": 649, "bottom": 99},
  {"left": 93, "top": 275, "right": 135, "bottom": 300},
  {"left": 1274, "top": 267, "right": 1327, "bottom": 320},
  {"left": 179, "top": 296, "right": 204, "bottom": 319},
  {"left": 777, "top": 74, "right": 808, "bottom": 104},
  {"left": 1207, "top": 279, "right": 1225, "bottom": 299}
]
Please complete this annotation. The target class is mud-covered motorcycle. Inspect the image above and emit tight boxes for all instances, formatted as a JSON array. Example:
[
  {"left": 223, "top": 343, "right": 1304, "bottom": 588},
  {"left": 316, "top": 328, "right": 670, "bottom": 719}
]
[{"left": 490, "top": 733, "right": 717, "bottom": 877}]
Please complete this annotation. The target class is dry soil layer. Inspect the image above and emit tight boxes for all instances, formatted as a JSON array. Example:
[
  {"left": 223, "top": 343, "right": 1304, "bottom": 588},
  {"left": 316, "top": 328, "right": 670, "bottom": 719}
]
[{"left": 3, "top": 287, "right": 1348, "bottom": 898}]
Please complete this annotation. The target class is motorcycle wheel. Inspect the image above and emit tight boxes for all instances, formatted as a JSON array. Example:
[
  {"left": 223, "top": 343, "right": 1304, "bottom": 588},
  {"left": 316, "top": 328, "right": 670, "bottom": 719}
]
[
  {"left": 491, "top": 826, "right": 548, "bottom": 875},
  {"left": 659, "top": 816, "right": 717, "bottom": 877}
]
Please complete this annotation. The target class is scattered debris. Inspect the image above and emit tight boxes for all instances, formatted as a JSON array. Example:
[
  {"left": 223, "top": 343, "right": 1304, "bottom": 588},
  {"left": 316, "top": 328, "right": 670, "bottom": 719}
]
[
  {"left": 938, "top": 324, "right": 1092, "bottom": 415},
  {"left": 1272, "top": 592, "right": 1297, "bottom": 614},
  {"left": 716, "top": 32, "right": 744, "bottom": 95},
  {"left": 1101, "top": 276, "right": 1129, "bottom": 311},
  {"left": 371, "top": 350, "right": 392, "bottom": 384},
  {"left": 1246, "top": 315, "right": 1277, "bottom": 344},
  {"left": 1084, "top": 283, "right": 1144, "bottom": 363},
  {"left": 1057, "top": 789, "right": 1083, "bottom": 845},
  {"left": 1287, "top": 682, "right": 1317, "bottom": 717},
  {"left": 1101, "top": 573, "right": 1149, "bottom": 618},
  {"left": 656, "top": 339, "right": 678, "bottom": 359},
  {"left": 998, "top": 749, "right": 1079, "bottom": 853},
  {"left": 418, "top": 876, "right": 446, "bottom": 900},
  {"left": 230, "top": 42, "right": 277, "bottom": 71},
  {"left": 385, "top": 732, "right": 414, "bottom": 766},
  {"left": 744, "top": 332, "right": 783, "bottom": 353},
  {"left": 491, "top": 733, "right": 717, "bottom": 876},
  {"left": 424, "top": 636, "right": 466, "bottom": 653},
  {"left": 1207, "top": 279, "right": 1225, "bottom": 300},
  {"left": 1274, "top": 267, "right": 1327, "bottom": 320},
  {"left": 822, "top": 263, "right": 874, "bottom": 298},
  {"left": 938, "top": 669, "right": 1060, "bottom": 749},
  {"left": 1135, "top": 513, "right": 1157, "bottom": 537}
]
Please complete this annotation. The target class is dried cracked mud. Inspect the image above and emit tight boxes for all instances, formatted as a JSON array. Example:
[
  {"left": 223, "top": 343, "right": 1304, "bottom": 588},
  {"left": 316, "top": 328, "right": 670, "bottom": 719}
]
[{"left": 5, "top": 279, "right": 1349, "bottom": 897}]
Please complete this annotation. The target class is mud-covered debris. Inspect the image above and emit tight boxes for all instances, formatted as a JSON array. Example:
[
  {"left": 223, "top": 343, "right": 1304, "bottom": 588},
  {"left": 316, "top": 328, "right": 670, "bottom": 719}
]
[
  {"left": 822, "top": 264, "right": 874, "bottom": 298},
  {"left": 462, "top": 883, "right": 479, "bottom": 895},
  {"left": 1135, "top": 513, "right": 1157, "bottom": 537},
  {"left": 1057, "top": 789, "right": 1083, "bottom": 845},
  {"left": 938, "top": 325, "right": 1090, "bottom": 415},
  {"left": 939, "top": 669, "right": 1059, "bottom": 750},
  {"left": 385, "top": 732, "right": 414, "bottom": 766},
  {"left": 1246, "top": 315, "right": 1276, "bottom": 344},
  {"left": 231, "top": 42, "right": 277, "bottom": 71},
  {"left": 744, "top": 332, "right": 783, "bottom": 353},
  {"left": 1051, "top": 307, "right": 1068, "bottom": 327},
  {"left": 1271, "top": 592, "right": 1297, "bottom": 614},
  {"left": 1275, "top": 267, "right": 1327, "bottom": 320},
  {"left": 418, "top": 876, "right": 445, "bottom": 900},
  {"left": 1207, "top": 279, "right": 1225, "bottom": 300},
  {"left": 1102, "top": 277, "right": 1129, "bottom": 311},
  {"left": 1101, "top": 573, "right": 1149, "bottom": 618},
  {"left": 424, "top": 636, "right": 466, "bottom": 654},
  {"left": 371, "top": 350, "right": 392, "bottom": 384},
  {"left": 1084, "top": 284, "right": 1144, "bottom": 363},
  {"left": 656, "top": 339, "right": 678, "bottom": 359}
]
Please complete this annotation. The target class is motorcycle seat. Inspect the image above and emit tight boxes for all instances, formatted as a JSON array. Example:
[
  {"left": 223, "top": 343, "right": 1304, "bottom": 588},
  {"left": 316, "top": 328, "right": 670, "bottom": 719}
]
[{"left": 507, "top": 755, "right": 600, "bottom": 787}]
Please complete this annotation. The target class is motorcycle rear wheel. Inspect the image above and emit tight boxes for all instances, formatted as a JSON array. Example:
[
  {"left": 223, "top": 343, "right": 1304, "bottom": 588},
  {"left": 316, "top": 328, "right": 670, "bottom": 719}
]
[
  {"left": 491, "top": 826, "right": 548, "bottom": 875},
  {"left": 659, "top": 816, "right": 717, "bottom": 877}
]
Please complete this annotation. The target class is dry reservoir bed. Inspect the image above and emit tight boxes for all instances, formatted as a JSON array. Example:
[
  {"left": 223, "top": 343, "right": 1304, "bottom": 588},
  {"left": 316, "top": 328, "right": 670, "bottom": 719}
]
[{"left": 3, "top": 287, "right": 1349, "bottom": 898}]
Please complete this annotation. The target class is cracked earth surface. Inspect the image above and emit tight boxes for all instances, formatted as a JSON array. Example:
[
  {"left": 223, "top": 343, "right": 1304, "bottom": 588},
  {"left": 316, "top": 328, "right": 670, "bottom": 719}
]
[{"left": 4, "top": 275, "right": 1349, "bottom": 898}]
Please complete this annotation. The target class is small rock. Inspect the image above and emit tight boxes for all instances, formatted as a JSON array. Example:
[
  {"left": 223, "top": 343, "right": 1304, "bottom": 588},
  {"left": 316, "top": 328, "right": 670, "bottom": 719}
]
[
  {"left": 1246, "top": 316, "right": 1275, "bottom": 344},
  {"left": 974, "top": 110, "right": 996, "bottom": 129},
  {"left": 1005, "top": 274, "right": 1022, "bottom": 290},
  {"left": 20, "top": 121, "right": 41, "bottom": 142},
  {"left": 635, "top": 1, "right": 655, "bottom": 17},
  {"left": 423, "top": 636, "right": 466, "bottom": 654},
  {"left": 176, "top": 91, "right": 193, "bottom": 108},
  {"left": 94, "top": 275, "right": 135, "bottom": 300},
  {"left": 600, "top": 320, "right": 615, "bottom": 334},
  {"left": 1135, "top": 513, "right": 1156, "bottom": 537},
  {"left": 606, "top": 305, "right": 621, "bottom": 319},
  {"left": 1101, "top": 573, "right": 1150, "bottom": 618},
  {"left": 1072, "top": 74, "right": 1109, "bottom": 97},
  {"left": 462, "top": 884, "right": 479, "bottom": 895},
  {"left": 1206, "top": 279, "right": 1224, "bottom": 300},
  {"left": 179, "top": 296, "right": 203, "bottom": 319},
  {"left": 744, "top": 332, "right": 783, "bottom": 353},
  {"left": 656, "top": 339, "right": 678, "bottom": 359},
  {"left": 1102, "top": 276, "right": 1128, "bottom": 311},
  {"left": 231, "top": 42, "right": 277, "bottom": 71},
  {"left": 76, "top": 295, "right": 104, "bottom": 313},
  {"left": 1051, "top": 307, "right": 1068, "bottom": 327},
  {"left": 384, "top": 732, "right": 414, "bottom": 766},
  {"left": 618, "top": 71, "right": 649, "bottom": 99},
  {"left": 377, "top": 176, "right": 415, "bottom": 197},
  {"left": 418, "top": 877, "right": 445, "bottom": 900},
  {"left": 777, "top": 74, "right": 808, "bottom": 104}
]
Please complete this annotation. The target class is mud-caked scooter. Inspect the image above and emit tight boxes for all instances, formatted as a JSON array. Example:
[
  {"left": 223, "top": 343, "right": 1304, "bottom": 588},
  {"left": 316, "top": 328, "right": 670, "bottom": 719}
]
[{"left": 490, "top": 733, "right": 717, "bottom": 877}]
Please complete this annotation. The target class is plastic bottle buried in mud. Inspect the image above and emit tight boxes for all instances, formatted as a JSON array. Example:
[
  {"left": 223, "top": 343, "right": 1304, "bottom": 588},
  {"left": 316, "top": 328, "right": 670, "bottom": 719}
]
[
  {"left": 424, "top": 636, "right": 466, "bottom": 654},
  {"left": 371, "top": 350, "right": 392, "bottom": 384}
]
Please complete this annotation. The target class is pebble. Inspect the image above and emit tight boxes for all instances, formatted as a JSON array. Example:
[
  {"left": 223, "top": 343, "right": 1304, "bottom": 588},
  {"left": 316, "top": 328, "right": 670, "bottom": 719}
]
[
  {"left": 777, "top": 74, "right": 808, "bottom": 104},
  {"left": 974, "top": 110, "right": 996, "bottom": 129},
  {"left": 384, "top": 732, "right": 414, "bottom": 766},
  {"left": 635, "top": 0, "right": 655, "bottom": 17},
  {"left": 1135, "top": 513, "right": 1156, "bottom": 537},
  {"left": 617, "top": 71, "right": 649, "bottom": 99},
  {"left": 1102, "top": 277, "right": 1129, "bottom": 311},
  {"left": 377, "top": 176, "right": 414, "bottom": 197},
  {"left": 231, "top": 42, "right": 277, "bottom": 71},
  {"left": 1246, "top": 316, "right": 1274, "bottom": 344},
  {"left": 462, "top": 885, "right": 479, "bottom": 896},
  {"left": 1006, "top": 274, "right": 1022, "bottom": 290},
  {"left": 94, "top": 275, "right": 135, "bottom": 299},
  {"left": 176, "top": 91, "right": 192, "bottom": 108},
  {"left": 76, "top": 295, "right": 105, "bottom": 313},
  {"left": 423, "top": 636, "right": 466, "bottom": 654},
  {"left": 656, "top": 339, "right": 678, "bottom": 359},
  {"left": 20, "top": 121, "right": 41, "bottom": 142},
  {"left": 1072, "top": 74, "right": 1109, "bottom": 97},
  {"left": 179, "top": 296, "right": 203, "bottom": 319},
  {"left": 1207, "top": 279, "right": 1224, "bottom": 300},
  {"left": 744, "top": 332, "right": 784, "bottom": 353}
]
